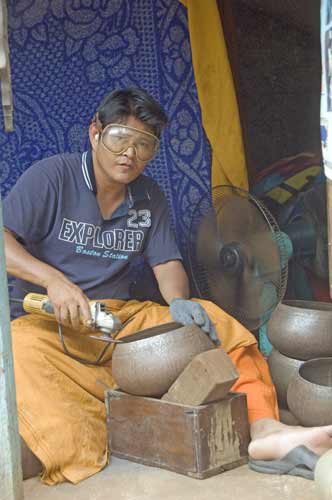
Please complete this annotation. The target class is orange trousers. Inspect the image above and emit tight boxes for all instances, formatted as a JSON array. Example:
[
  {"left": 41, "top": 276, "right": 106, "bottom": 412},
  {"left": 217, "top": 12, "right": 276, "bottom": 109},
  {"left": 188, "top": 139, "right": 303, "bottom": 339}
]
[{"left": 11, "top": 299, "right": 278, "bottom": 485}]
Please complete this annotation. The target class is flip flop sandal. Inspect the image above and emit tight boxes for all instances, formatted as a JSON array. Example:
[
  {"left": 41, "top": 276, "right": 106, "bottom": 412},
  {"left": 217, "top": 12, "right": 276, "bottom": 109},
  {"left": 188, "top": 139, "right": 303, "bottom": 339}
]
[{"left": 248, "top": 445, "right": 319, "bottom": 480}]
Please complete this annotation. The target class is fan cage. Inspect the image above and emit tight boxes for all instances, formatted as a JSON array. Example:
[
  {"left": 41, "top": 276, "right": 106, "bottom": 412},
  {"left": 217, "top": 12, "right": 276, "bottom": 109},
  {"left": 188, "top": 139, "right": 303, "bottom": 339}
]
[{"left": 188, "top": 185, "right": 288, "bottom": 330}]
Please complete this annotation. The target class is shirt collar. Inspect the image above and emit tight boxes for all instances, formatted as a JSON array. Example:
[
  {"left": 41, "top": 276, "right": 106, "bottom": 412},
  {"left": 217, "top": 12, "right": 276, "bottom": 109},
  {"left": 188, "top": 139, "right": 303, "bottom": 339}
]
[
  {"left": 81, "top": 150, "right": 151, "bottom": 207},
  {"left": 81, "top": 150, "right": 97, "bottom": 193}
]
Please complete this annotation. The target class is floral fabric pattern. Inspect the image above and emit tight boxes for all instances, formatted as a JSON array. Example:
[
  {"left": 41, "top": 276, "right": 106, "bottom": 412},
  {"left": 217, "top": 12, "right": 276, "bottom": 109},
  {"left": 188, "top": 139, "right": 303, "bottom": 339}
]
[{"left": 0, "top": 0, "right": 211, "bottom": 259}]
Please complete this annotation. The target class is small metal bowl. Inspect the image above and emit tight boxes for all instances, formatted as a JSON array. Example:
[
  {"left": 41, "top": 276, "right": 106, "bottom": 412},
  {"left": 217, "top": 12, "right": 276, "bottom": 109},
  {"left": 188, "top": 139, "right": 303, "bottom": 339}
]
[
  {"left": 287, "top": 357, "right": 332, "bottom": 426},
  {"left": 267, "top": 300, "right": 332, "bottom": 360},
  {"left": 112, "top": 322, "right": 214, "bottom": 397},
  {"left": 267, "top": 349, "right": 304, "bottom": 408},
  {"left": 278, "top": 408, "right": 299, "bottom": 426}
]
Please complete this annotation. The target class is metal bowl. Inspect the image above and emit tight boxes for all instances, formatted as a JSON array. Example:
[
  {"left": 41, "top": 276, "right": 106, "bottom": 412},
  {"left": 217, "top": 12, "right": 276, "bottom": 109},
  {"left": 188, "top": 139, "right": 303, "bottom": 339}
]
[
  {"left": 287, "top": 357, "right": 332, "bottom": 426},
  {"left": 267, "top": 300, "right": 332, "bottom": 360},
  {"left": 278, "top": 408, "right": 299, "bottom": 426},
  {"left": 112, "top": 322, "right": 215, "bottom": 397},
  {"left": 267, "top": 349, "right": 304, "bottom": 408}
]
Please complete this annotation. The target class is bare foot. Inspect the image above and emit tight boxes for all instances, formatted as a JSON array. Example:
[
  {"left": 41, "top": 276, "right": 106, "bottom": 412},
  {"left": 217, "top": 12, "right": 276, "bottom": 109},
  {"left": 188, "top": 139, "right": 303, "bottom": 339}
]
[{"left": 249, "top": 419, "right": 332, "bottom": 461}]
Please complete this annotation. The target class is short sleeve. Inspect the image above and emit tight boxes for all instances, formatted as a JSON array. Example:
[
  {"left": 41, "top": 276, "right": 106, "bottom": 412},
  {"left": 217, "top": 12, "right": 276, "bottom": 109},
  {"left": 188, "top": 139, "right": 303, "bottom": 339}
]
[
  {"left": 2, "top": 160, "right": 58, "bottom": 243},
  {"left": 143, "top": 183, "right": 182, "bottom": 267}
]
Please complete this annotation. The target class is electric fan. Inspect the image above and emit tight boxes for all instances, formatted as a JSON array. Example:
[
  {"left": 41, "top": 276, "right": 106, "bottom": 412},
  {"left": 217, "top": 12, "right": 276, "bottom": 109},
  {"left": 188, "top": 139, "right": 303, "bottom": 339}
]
[{"left": 188, "top": 185, "right": 291, "bottom": 331}]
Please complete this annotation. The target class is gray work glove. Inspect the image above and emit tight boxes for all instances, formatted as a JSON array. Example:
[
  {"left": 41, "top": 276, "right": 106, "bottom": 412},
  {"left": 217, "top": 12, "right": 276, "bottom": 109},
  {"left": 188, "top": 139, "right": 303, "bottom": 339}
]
[{"left": 170, "top": 299, "right": 220, "bottom": 345}]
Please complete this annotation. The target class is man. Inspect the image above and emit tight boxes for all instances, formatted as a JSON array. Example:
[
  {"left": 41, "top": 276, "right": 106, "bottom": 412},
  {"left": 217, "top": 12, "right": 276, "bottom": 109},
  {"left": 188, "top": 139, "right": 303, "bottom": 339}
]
[{"left": 3, "top": 88, "right": 332, "bottom": 484}]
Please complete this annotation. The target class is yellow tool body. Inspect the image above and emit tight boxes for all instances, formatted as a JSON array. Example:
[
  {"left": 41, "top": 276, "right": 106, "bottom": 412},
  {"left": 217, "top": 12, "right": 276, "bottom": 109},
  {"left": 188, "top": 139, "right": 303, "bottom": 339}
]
[{"left": 22, "top": 292, "right": 123, "bottom": 334}]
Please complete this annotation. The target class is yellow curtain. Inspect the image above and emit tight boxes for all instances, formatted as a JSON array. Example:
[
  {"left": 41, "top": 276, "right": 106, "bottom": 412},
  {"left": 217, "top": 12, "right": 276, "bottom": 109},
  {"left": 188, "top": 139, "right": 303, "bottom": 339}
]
[{"left": 179, "top": 0, "right": 248, "bottom": 189}]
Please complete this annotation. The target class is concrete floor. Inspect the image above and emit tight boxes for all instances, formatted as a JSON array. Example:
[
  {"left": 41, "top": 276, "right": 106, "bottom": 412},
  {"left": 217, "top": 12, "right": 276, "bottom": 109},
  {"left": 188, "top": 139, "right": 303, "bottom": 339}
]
[{"left": 24, "top": 456, "right": 320, "bottom": 500}]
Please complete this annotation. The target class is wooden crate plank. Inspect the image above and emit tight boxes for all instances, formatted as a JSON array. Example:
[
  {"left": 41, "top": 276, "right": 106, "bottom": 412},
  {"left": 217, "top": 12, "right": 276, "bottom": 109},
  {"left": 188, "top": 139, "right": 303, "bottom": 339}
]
[
  {"left": 107, "top": 391, "right": 197, "bottom": 472},
  {"left": 196, "top": 393, "right": 250, "bottom": 474}
]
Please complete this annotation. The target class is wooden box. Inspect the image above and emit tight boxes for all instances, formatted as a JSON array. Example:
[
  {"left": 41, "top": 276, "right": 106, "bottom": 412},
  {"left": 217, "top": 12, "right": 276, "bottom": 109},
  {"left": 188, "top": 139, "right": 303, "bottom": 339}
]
[{"left": 105, "top": 389, "right": 250, "bottom": 479}]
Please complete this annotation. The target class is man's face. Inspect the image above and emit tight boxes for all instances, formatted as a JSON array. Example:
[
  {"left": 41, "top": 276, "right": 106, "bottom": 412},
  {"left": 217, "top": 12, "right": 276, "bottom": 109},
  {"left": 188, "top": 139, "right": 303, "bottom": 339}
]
[{"left": 90, "top": 115, "right": 159, "bottom": 187}]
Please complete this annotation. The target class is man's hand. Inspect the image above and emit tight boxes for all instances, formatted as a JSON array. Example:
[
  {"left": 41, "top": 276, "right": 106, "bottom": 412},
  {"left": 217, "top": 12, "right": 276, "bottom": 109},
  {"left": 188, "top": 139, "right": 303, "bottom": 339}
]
[
  {"left": 46, "top": 279, "right": 92, "bottom": 330},
  {"left": 170, "top": 299, "right": 220, "bottom": 345},
  {"left": 3, "top": 229, "right": 92, "bottom": 330}
]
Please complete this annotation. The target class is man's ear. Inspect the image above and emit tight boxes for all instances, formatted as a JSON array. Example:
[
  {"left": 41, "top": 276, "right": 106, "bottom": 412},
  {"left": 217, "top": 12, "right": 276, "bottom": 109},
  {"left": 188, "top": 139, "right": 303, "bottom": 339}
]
[{"left": 89, "top": 123, "right": 100, "bottom": 150}]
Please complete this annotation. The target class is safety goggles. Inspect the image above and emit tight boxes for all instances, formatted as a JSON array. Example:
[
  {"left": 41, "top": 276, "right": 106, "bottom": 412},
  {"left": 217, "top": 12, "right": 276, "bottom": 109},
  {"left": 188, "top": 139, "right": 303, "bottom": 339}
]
[{"left": 100, "top": 124, "right": 159, "bottom": 162}]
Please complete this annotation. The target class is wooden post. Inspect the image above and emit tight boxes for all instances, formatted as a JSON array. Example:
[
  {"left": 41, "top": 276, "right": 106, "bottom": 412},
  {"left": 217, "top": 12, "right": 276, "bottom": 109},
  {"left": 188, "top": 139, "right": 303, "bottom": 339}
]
[
  {"left": 326, "top": 178, "right": 332, "bottom": 300},
  {"left": 0, "top": 195, "right": 24, "bottom": 499},
  {"left": 0, "top": 0, "right": 14, "bottom": 132}
]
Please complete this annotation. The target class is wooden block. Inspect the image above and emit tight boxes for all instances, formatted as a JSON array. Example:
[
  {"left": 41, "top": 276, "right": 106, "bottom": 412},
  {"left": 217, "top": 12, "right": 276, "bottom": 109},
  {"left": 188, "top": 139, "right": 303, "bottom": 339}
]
[
  {"left": 105, "top": 389, "right": 250, "bottom": 479},
  {"left": 161, "top": 348, "right": 239, "bottom": 406}
]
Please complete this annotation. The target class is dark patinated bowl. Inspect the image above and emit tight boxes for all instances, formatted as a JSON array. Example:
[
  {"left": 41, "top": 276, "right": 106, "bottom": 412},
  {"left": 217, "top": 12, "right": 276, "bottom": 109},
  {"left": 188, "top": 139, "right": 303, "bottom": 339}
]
[
  {"left": 267, "top": 349, "right": 304, "bottom": 408},
  {"left": 267, "top": 300, "right": 332, "bottom": 360},
  {"left": 112, "top": 322, "right": 214, "bottom": 397},
  {"left": 287, "top": 357, "right": 332, "bottom": 426},
  {"left": 278, "top": 408, "right": 300, "bottom": 426}
]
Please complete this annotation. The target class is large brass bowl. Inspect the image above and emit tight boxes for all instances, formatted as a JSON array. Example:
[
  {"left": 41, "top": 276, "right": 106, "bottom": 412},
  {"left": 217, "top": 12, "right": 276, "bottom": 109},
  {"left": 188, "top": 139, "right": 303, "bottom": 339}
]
[
  {"left": 287, "top": 358, "right": 332, "bottom": 426},
  {"left": 267, "top": 349, "right": 304, "bottom": 408},
  {"left": 267, "top": 300, "right": 332, "bottom": 360},
  {"left": 112, "top": 322, "right": 215, "bottom": 397},
  {"left": 278, "top": 408, "right": 299, "bottom": 426}
]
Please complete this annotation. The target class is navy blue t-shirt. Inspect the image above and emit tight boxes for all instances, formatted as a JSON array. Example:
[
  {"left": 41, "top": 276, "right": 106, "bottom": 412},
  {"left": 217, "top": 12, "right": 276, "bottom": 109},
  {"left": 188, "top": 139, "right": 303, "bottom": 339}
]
[{"left": 3, "top": 151, "right": 182, "bottom": 318}]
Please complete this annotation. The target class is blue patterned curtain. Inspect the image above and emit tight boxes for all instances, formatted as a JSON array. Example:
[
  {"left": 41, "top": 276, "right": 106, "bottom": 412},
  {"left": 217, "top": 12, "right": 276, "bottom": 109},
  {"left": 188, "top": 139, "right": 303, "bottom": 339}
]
[{"left": 0, "top": 0, "right": 211, "bottom": 263}]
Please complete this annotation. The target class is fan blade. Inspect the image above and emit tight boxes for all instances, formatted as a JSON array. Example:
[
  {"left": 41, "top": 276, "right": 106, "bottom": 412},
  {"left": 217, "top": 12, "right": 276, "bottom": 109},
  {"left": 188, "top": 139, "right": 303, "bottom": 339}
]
[
  {"left": 196, "top": 208, "right": 222, "bottom": 270},
  {"left": 246, "top": 231, "right": 281, "bottom": 280},
  {"left": 203, "top": 240, "right": 259, "bottom": 329},
  {"left": 236, "top": 258, "right": 278, "bottom": 330},
  {"left": 197, "top": 208, "right": 247, "bottom": 314},
  {"left": 191, "top": 186, "right": 288, "bottom": 330},
  {"left": 214, "top": 195, "right": 264, "bottom": 245},
  {"left": 216, "top": 194, "right": 282, "bottom": 323}
]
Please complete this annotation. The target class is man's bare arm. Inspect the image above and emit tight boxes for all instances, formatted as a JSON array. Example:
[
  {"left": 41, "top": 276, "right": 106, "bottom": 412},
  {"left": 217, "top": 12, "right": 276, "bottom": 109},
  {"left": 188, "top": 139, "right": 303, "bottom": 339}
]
[
  {"left": 4, "top": 228, "right": 91, "bottom": 328},
  {"left": 152, "top": 260, "right": 190, "bottom": 304}
]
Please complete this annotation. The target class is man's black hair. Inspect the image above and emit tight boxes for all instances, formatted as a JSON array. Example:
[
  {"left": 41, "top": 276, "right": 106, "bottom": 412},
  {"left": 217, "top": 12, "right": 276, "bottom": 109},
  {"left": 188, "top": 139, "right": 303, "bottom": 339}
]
[{"left": 95, "top": 88, "right": 168, "bottom": 138}]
